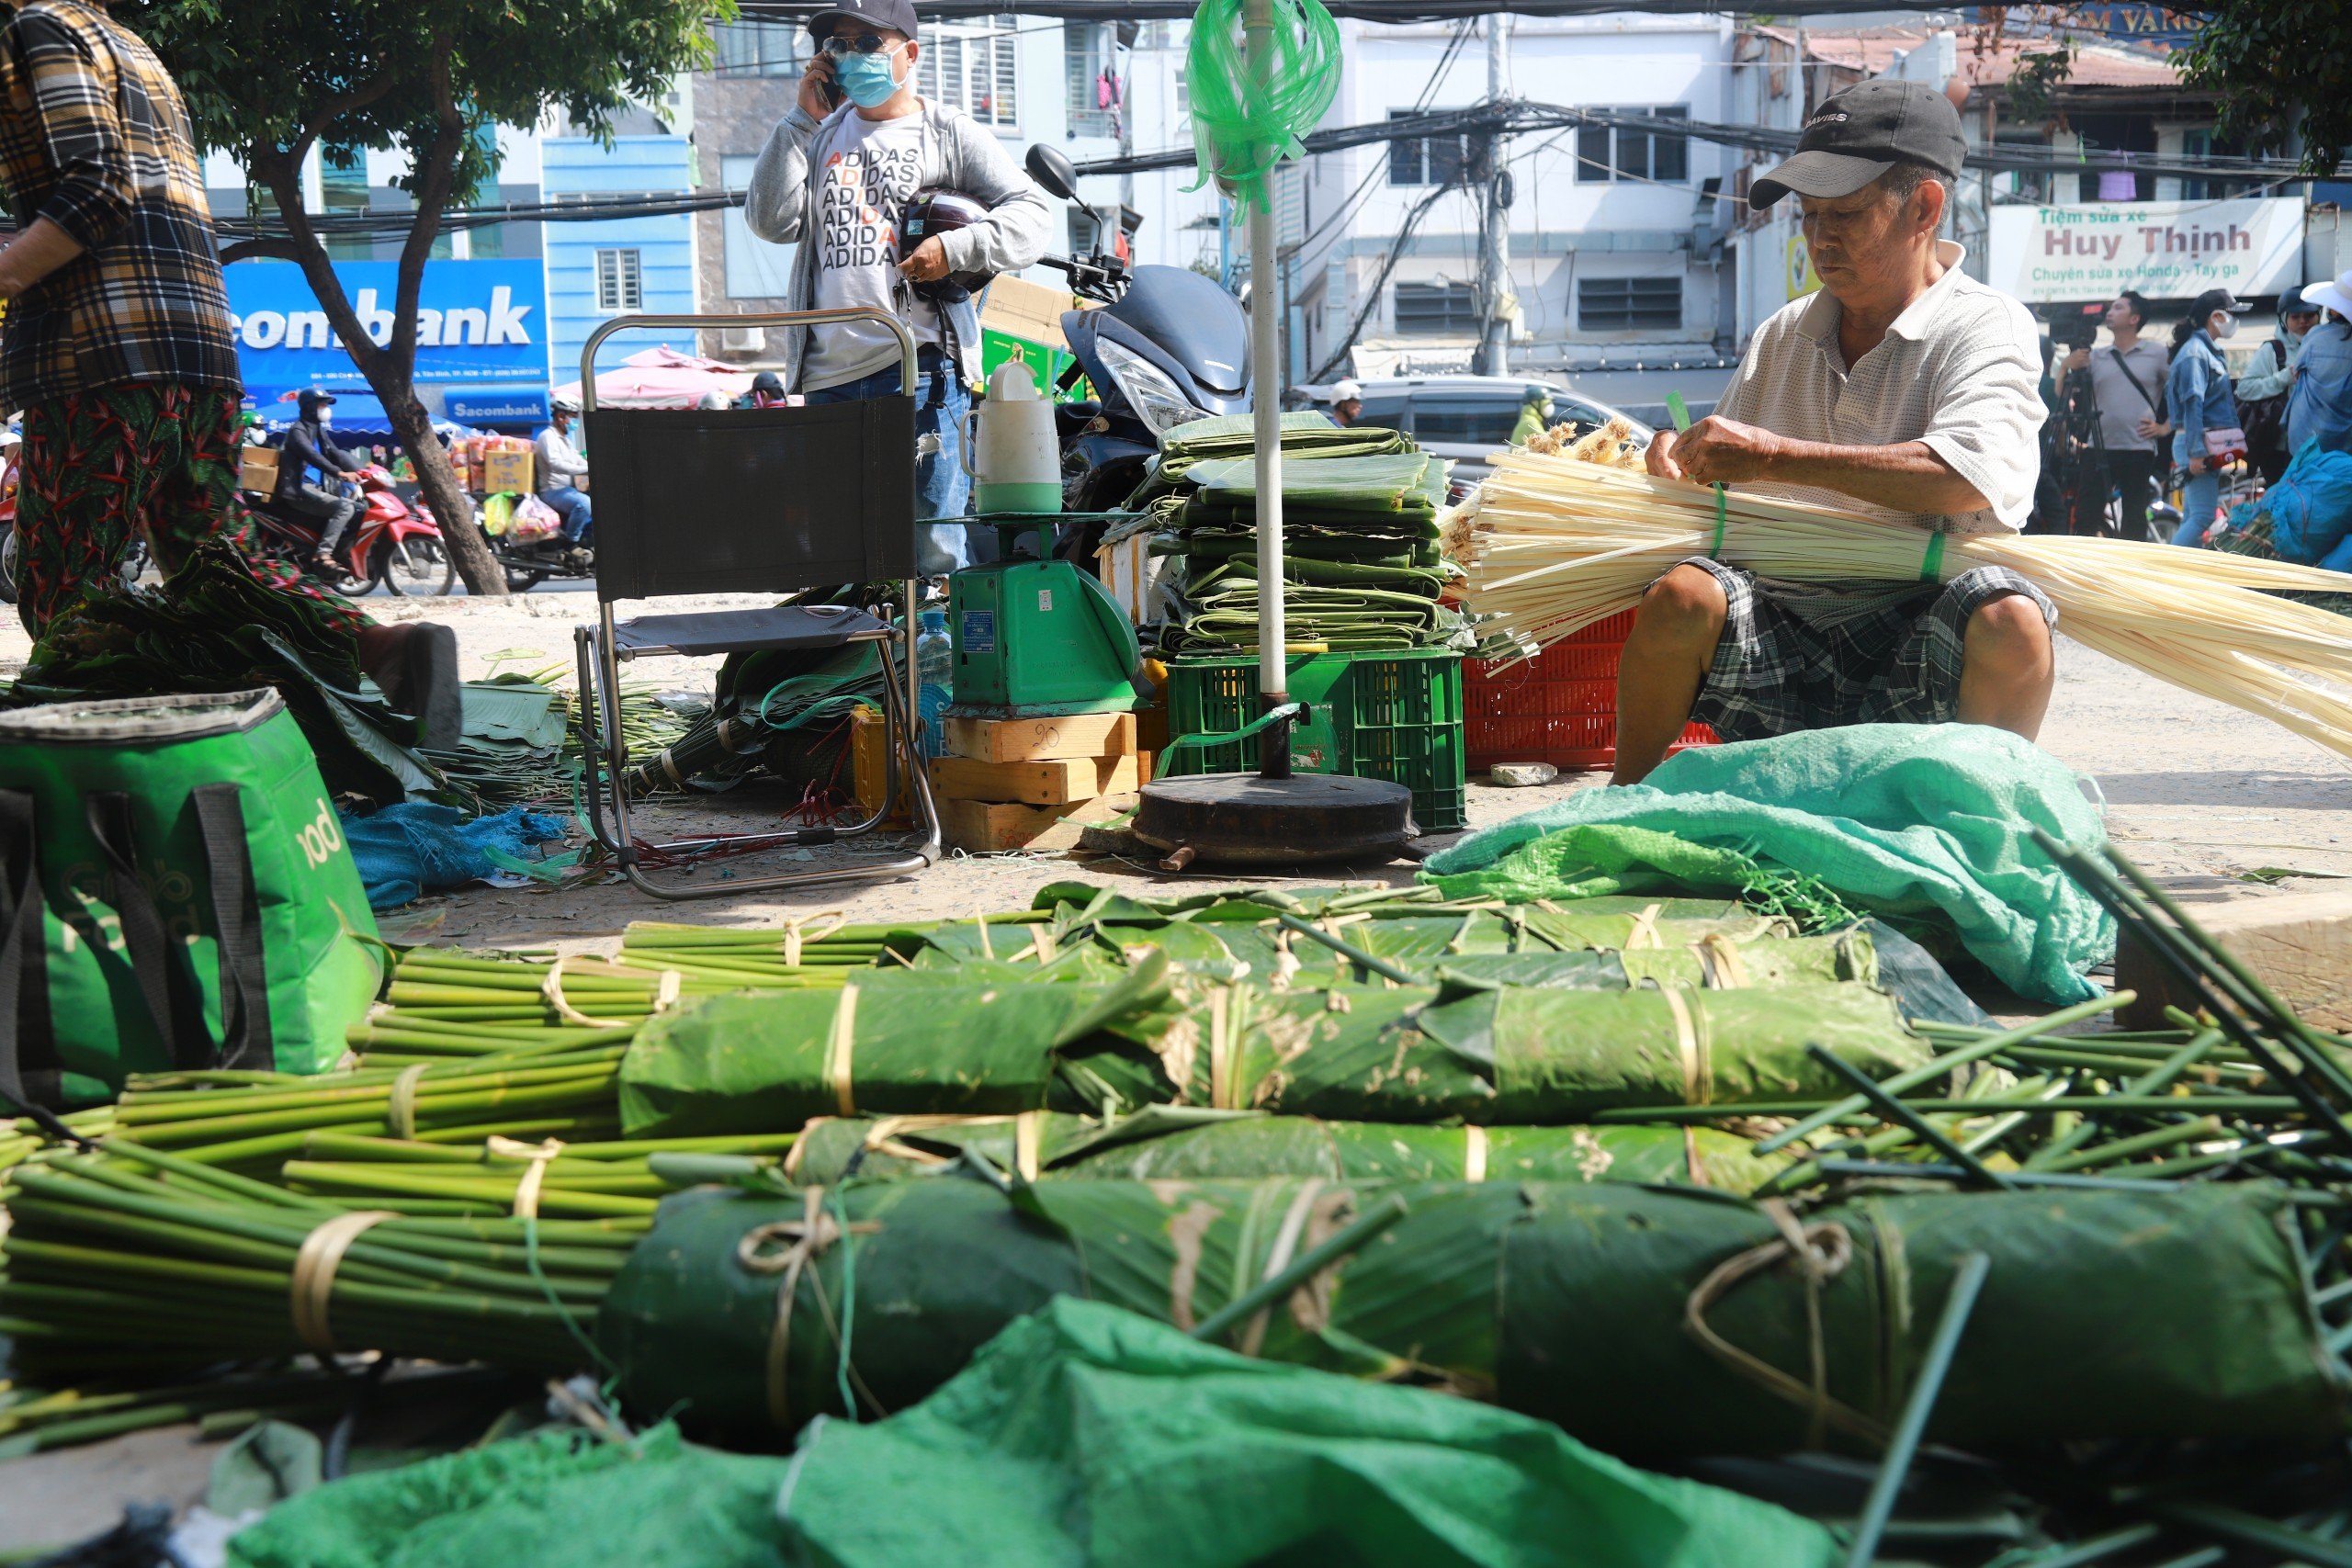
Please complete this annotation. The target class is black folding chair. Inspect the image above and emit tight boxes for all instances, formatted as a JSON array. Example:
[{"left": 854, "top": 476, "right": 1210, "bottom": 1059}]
[{"left": 571, "top": 309, "right": 942, "bottom": 899}]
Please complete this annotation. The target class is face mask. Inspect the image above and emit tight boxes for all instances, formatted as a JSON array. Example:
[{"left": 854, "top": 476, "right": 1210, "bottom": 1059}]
[
  {"left": 2213, "top": 312, "right": 2240, "bottom": 340},
  {"left": 836, "top": 47, "right": 906, "bottom": 109},
  {"left": 317, "top": 409, "right": 333, "bottom": 427}
]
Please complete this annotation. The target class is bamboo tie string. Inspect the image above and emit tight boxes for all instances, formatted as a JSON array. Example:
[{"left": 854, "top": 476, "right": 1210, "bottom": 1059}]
[
  {"left": 386, "top": 1063, "right": 428, "bottom": 1141},
  {"left": 1464, "top": 1124, "right": 1488, "bottom": 1182},
  {"left": 781, "top": 911, "right": 848, "bottom": 968},
  {"left": 1657, "top": 985, "right": 1711, "bottom": 1105},
  {"left": 824, "top": 986, "right": 860, "bottom": 1116},
  {"left": 1208, "top": 986, "right": 1238, "bottom": 1111},
  {"left": 1015, "top": 1110, "right": 1044, "bottom": 1182},
  {"left": 1681, "top": 1199, "right": 1881, "bottom": 1450},
  {"left": 1240, "top": 1179, "right": 1326, "bottom": 1357},
  {"left": 289, "top": 1210, "right": 398, "bottom": 1355},
  {"left": 541, "top": 954, "right": 630, "bottom": 1029},
  {"left": 1625, "top": 905, "right": 1663, "bottom": 951},
  {"left": 487, "top": 1136, "right": 567, "bottom": 1219}
]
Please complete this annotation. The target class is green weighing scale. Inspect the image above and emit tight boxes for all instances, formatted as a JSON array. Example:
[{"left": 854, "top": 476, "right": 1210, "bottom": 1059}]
[{"left": 945, "top": 514, "right": 1141, "bottom": 717}]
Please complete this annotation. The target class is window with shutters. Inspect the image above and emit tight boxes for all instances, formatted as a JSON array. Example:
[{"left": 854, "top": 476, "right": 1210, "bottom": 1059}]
[
  {"left": 595, "top": 249, "right": 644, "bottom": 313},
  {"left": 1066, "top": 22, "right": 1115, "bottom": 136},
  {"left": 1577, "top": 276, "right": 1681, "bottom": 332},
  {"left": 1393, "top": 281, "right": 1478, "bottom": 334},
  {"left": 922, "top": 17, "right": 1018, "bottom": 128},
  {"left": 713, "top": 20, "right": 802, "bottom": 77},
  {"left": 1575, "top": 107, "right": 1690, "bottom": 183},
  {"left": 1387, "top": 109, "right": 1468, "bottom": 187}
]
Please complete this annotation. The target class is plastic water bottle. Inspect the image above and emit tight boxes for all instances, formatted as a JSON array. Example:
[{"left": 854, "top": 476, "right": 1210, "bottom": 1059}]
[{"left": 916, "top": 608, "right": 954, "bottom": 761}]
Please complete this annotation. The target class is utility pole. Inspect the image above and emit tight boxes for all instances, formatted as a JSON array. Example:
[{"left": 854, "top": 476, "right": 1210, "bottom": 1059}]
[{"left": 1476, "top": 15, "right": 1510, "bottom": 378}]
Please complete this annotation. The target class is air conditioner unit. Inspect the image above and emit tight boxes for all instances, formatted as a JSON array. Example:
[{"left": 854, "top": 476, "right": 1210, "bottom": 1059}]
[{"left": 718, "top": 324, "right": 767, "bottom": 355}]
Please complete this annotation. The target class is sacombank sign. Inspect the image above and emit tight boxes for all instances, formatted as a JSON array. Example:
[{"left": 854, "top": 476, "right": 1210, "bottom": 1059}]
[{"left": 222, "top": 259, "right": 548, "bottom": 389}]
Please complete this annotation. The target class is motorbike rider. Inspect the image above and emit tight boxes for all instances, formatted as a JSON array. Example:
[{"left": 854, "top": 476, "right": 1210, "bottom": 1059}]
[
  {"left": 276, "top": 388, "right": 365, "bottom": 576},
  {"left": 534, "top": 395, "right": 594, "bottom": 562},
  {"left": 743, "top": 0, "right": 1051, "bottom": 571},
  {"left": 1329, "top": 379, "right": 1364, "bottom": 427}
]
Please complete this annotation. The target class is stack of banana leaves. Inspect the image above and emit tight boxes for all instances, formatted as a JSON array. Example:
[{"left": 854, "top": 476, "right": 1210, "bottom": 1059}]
[
  {"left": 5, "top": 542, "right": 438, "bottom": 807},
  {"left": 1135, "top": 413, "right": 1463, "bottom": 653},
  {"left": 20, "top": 851, "right": 2352, "bottom": 1563},
  {"left": 611, "top": 639, "right": 888, "bottom": 804}
]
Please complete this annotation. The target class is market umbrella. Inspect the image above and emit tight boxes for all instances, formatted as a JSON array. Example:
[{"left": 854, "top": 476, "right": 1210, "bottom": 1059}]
[{"left": 551, "top": 346, "right": 756, "bottom": 411}]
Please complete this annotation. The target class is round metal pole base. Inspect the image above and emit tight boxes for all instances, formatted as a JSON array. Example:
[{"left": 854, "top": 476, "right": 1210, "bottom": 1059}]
[{"left": 1131, "top": 772, "right": 1415, "bottom": 866}]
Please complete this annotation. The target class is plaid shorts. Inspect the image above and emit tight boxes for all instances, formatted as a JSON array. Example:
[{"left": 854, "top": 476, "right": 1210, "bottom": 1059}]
[{"left": 1680, "top": 558, "right": 2055, "bottom": 741}]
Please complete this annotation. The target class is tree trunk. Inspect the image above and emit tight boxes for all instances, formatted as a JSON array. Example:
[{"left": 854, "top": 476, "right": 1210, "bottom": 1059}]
[
  {"left": 380, "top": 375, "right": 500, "bottom": 596},
  {"left": 249, "top": 142, "right": 507, "bottom": 597}
]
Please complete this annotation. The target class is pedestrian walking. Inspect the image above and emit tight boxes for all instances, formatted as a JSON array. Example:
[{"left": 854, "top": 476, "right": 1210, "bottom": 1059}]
[{"left": 2164, "top": 288, "right": 2246, "bottom": 547}]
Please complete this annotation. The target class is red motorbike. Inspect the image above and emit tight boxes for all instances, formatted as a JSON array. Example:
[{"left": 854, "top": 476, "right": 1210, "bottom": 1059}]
[{"left": 243, "top": 463, "right": 457, "bottom": 597}]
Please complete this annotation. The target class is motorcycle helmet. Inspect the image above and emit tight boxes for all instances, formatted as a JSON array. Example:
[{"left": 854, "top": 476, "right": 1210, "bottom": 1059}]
[
  {"left": 551, "top": 395, "right": 581, "bottom": 417},
  {"left": 899, "top": 188, "right": 994, "bottom": 302},
  {"left": 751, "top": 371, "right": 785, "bottom": 397}
]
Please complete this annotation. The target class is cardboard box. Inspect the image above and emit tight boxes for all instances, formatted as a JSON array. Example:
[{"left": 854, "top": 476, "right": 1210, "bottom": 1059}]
[
  {"left": 943, "top": 711, "right": 1136, "bottom": 764},
  {"left": 931, "top": 750, "right": 1140, "bottom": 807},
  {"left": 940, "top": 795, "right": 1089, "bottom": 853},
  {"left": 483, "top": 448, "right": 534, "bottom": 496},
  {"left": 237, "top": 446, "right": 280, "bottom": 494},
  {"left": 978, "top": 273, "right": 1083, "bottom": 353}
]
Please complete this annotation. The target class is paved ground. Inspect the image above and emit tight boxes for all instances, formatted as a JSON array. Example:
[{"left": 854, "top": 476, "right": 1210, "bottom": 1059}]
[{"left": 4, "top": 582, "right": 2350, "bottom": 1549}]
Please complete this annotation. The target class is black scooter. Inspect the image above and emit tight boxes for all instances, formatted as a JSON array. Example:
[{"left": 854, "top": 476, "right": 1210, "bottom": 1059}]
[{"left": 1022, "top": 145, "right": 1251, "bottom": 558}]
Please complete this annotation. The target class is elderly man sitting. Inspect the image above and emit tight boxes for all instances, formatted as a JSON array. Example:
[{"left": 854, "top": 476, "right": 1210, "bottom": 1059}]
[{"left": 1618, "top": 80, "right": 2051, "bottom": 784}]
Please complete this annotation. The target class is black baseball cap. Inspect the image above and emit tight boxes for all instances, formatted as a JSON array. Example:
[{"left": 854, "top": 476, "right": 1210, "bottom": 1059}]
[
  {"left": 806, "top": 0, "right": 918, "bottom": 40},
  {"left": 296, "top": 387, "right": 337, "bottom": 411},
  {"left": 2188, "top": 288, "right": 2249, "bottom": 323},
  {"left": 1750, "top": 79, "right": 1967, "bottom": 210}
]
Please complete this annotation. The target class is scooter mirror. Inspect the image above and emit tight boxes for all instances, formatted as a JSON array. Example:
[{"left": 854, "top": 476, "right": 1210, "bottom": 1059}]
[{"left": 1025, "top": 144, "right": 1081, "bottom": 203}]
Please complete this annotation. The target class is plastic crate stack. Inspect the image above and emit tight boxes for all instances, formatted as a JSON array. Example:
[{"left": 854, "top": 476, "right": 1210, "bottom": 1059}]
[{"left": 1464, "top": 609, "right": 1718, "bottom": 773}]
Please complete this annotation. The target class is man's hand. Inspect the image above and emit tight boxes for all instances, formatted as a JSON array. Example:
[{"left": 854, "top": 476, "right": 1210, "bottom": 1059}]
[
  {"left": 899, "top": 235, "right": 951, "bottom": 284},
  {"left": 1660, "top": 415, "right": 1783, "bottom": 486},
  {"left": 2064, "top": 347, "right": 2090, "bottom": 373},
  {"left": 797, "top": 55, "right": 839, "bottom": 118},
  {"left": 1644, "top": 428, "right": 1682, "bottom": 479},
  {"left": 2134, "top": 415, "right": 2165, "bottom": 440}
]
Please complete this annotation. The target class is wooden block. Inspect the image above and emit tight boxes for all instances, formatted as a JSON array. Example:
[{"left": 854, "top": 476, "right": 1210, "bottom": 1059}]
[
  {"left": 930, "top": 750, "right": 1140, "bottom": 806},
  {"left": 944, "top": 711, "right": 1136, "bottom": 764},
  {"left": 2116, "top": 886, "right": 2352, "bottom": 1031},
  {"left": 940, "top": 796, "right": 1087, "bottom": 853}
]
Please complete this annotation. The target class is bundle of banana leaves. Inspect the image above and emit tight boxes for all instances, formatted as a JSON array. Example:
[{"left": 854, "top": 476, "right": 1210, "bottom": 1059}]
[{"left": 7, "top": 543, "right": 437, "bottom": 806}]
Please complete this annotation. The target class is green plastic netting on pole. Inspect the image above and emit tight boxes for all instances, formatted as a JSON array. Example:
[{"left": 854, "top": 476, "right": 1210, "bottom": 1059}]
[{"left": 1184, "top": 0, "right": 1341, "bottom": 216}]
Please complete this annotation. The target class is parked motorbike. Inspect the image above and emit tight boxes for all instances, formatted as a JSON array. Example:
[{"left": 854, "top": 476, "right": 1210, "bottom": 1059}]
[
  {"left": 243, "top": 463, "right": 457, "bottom": 597},
  {"left": 1023, "top": 144, "right": 1251, "bottom": 560},
  {"left": 476, "top": 496, "right": 594, "bottom": 593}
]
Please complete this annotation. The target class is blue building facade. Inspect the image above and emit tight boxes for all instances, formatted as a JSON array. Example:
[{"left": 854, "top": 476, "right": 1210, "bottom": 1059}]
[{"left": 540, "top": 135, "right": 701, "bottom": 389}]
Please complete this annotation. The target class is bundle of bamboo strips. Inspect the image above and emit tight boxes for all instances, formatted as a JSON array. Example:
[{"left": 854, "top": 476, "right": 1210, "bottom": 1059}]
[{"left": 1444, "top": 446, "right": 2352, "bottom": 759}]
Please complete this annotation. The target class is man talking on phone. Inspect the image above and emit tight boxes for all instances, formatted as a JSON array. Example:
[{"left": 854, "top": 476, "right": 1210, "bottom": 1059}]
[{"left": 745, "top": 0, "right": 1051, "bottom": 570}]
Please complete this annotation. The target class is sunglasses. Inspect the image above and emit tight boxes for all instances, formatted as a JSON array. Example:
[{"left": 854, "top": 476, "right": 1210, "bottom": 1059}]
[{"left": 820, "top": 33, "right": 904, "bottom": 57}]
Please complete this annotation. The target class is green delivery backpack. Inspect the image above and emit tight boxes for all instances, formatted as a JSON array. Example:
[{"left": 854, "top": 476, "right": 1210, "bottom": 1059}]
[{"left": 0, "top": 689, "right": 386, "bottom": 1111}]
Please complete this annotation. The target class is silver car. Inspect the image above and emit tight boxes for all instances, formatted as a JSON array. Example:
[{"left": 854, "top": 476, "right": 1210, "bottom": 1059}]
[{"left": 1310, "top": 375, "right": 1659, "bottom": 485}]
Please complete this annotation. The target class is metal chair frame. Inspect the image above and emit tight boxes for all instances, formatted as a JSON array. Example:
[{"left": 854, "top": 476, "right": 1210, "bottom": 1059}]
[{"left": 573, "top": 308, "right": 942, "bottom": 900}]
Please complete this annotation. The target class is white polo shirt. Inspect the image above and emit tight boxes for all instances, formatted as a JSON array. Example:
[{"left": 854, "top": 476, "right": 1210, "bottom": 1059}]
[{"left": 1714, "top": 241, "right": 2046, "bottom": 536}]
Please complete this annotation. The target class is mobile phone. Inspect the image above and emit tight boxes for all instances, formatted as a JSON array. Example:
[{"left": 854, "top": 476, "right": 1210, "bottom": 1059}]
[{"left": 814, "top": 57, "right": 842, "bottom": 111}]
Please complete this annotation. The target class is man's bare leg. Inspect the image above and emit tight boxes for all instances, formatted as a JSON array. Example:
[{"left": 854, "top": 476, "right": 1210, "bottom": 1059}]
[
  {"left": 1954, "top": 592, "right": 2055, "bottom": 740},
  {"left": 1611, "top": 565, "right": 1727, "bottom": 785}
]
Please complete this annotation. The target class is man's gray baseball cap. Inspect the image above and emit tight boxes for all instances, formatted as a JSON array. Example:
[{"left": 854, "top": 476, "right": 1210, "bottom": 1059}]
[{"left": 1750, "top": 79, "right": 1967, "bottom": 210}]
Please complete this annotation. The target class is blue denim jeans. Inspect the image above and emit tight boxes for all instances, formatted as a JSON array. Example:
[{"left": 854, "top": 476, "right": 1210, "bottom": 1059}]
[
  {"left": 2170, "top": 430, "right": 2219, "bottom": 546},
  {"left": 805, "top": 352, "right": 973, "bottom": 574},
  {"left": 543, "top": 486, "right": 593, "bottom": 544}
]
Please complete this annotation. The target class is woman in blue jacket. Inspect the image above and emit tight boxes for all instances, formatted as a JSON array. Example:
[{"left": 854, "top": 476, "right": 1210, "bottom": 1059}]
[{"left": 2165, "top": 288, "right": 2247, "bottom": 546}]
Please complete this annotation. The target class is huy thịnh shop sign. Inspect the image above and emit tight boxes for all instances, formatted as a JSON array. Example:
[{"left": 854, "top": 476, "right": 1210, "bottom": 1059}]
[{"left": 1988, "top": 197, "right": 2304, "bottom": 304}]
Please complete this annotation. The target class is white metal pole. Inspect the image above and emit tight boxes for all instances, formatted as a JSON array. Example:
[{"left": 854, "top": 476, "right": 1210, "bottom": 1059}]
[{"left": 1244, "top": 0, "right": 1288, "bottom": 771}]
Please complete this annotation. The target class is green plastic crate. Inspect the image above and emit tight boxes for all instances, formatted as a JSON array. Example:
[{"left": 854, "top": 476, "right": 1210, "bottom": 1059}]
[{"left": 1163, "top": 649, "right": 1465, "bottom": 830}]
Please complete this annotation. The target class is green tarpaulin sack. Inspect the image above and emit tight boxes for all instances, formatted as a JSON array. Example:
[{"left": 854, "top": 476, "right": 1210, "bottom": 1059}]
[{"left": 0, "top": 690, "right": 384, "bottom": 1109}]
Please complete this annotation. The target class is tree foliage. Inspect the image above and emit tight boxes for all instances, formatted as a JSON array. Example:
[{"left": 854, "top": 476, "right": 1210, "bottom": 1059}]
[
  {"left": 2173, "top": 0, "right": 2352, "bottom": 177},
  {"left": 110, "top": 0, "right": 733, "bottom": 592}
]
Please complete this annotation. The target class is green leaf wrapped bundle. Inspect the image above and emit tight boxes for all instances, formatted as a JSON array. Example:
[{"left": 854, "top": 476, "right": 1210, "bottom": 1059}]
[
  {"left": 596, "top": 1179, "right": 2351, "bottom": 1452},
  {"left": 616, "top": 967, "right": 1928, "bottom": 1136},
  {"left": 780, "top": 1109, "right": 1787, "bottom": 1191}
]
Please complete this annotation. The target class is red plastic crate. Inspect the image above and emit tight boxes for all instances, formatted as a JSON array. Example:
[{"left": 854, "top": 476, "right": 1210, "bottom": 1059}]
[{"left": 1464, "top": 609, "right": 1718, "bottom": 772}]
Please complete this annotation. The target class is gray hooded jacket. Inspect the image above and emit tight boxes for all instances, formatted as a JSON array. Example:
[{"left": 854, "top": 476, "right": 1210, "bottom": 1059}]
[{"left": 744, "top": 98, "right": 1053, "bottom": 393}]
